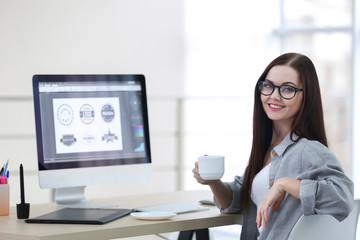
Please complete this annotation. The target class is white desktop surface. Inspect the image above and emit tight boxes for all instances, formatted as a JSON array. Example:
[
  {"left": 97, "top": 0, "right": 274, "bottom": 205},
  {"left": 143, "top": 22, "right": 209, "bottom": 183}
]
[{"left": 0, "top": 191, "right": 243, "bottom": 240}]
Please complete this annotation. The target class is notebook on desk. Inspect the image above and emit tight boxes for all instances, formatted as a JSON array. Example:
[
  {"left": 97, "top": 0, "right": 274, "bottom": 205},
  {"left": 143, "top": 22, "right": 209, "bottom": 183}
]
[{"left": 25, "top": 208, "right": 131, "bottom": 224}]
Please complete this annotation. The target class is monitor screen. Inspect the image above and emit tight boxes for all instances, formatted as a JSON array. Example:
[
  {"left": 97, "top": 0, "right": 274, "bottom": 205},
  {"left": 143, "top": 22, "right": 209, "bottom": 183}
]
[{"left": 32, "top": 75, "right": 152, "bottom": 208}]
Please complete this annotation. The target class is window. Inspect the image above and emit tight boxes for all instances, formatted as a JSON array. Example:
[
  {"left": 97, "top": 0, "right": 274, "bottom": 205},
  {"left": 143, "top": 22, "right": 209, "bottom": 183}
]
[
  {"left": 183, "top": 1, "right": 357, "bottom": 196},
  {"left": 278, "top": 0, "right": 353, "bottom": 175}
]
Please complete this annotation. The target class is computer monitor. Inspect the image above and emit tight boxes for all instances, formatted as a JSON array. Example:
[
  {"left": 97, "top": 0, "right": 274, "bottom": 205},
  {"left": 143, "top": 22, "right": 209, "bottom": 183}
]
[{"left": 32, "top": 75, "right": 152, "bottom": 208}]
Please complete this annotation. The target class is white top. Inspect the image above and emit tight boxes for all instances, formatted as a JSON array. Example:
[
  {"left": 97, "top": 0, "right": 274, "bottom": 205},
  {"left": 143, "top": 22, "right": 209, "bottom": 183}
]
[{"left": 251, "top": 162, "right": 272, "bottom": 235}]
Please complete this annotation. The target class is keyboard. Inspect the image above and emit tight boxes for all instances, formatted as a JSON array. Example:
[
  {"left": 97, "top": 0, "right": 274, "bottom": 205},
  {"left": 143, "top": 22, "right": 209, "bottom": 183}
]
[{"left": 133, "top": 202, "right": 209, "bottom": 214}]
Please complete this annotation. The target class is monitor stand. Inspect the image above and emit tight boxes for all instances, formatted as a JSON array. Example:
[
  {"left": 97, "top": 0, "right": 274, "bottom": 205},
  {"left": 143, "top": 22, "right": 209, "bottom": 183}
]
[{"left": 54, "top": 186, "right": 118, "bottom": 208}]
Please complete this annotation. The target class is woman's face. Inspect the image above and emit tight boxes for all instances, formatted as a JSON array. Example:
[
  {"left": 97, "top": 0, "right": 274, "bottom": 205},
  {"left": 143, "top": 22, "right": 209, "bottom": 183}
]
[{"left": 260, "top": 65, "right": 303, "bottom": 129}]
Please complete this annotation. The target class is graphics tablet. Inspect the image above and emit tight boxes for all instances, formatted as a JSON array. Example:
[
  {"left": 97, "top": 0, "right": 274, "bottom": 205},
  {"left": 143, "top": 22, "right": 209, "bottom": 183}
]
[{"left": 25, "top": 208, "right": 131, "bottom": 224}]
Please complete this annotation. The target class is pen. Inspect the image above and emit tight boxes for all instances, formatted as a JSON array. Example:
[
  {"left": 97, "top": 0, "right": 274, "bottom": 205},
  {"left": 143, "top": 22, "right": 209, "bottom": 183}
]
[
  {"left": 5, "top": 171, "right": 9, "bottom": 184},
  {"left": 3, "top": 159, "right": 9, "bottom": 176},
  {"left": 0, "top": 164, "right": 4, "bottom": 176}
]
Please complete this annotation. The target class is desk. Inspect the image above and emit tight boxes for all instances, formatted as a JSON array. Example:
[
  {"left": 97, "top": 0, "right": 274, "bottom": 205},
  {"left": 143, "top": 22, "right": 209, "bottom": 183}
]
[{"left": 0, "top": 191, "right": 242, "bottom": 240}]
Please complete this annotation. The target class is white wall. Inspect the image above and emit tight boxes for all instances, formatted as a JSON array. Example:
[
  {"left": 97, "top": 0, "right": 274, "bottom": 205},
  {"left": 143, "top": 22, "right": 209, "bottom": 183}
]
[{"left": 0, "top": 0, "right": 184, "bottom": 205}]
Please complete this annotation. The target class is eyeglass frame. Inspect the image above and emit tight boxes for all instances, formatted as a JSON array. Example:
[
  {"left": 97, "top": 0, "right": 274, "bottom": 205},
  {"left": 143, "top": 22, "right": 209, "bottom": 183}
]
[{"left": 257, "top": 80, "right": 303, "bottom": 100}]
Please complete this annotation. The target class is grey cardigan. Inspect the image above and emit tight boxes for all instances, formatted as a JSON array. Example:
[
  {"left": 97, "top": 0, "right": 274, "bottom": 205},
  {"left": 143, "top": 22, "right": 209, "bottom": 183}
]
[{"left": 218, "top": 133, "right": 354, "bottom": 240}]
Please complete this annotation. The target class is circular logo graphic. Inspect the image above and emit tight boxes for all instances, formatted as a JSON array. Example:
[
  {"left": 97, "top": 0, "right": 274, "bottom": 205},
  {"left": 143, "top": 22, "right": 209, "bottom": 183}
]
[
  {"left": 57, "top": 104, "right": 74, "bottom": 126},
  {"left": 101, "top": 104, "right": 115, "bottom": 122},
  {"left": 79, "top": 104, "right": 94, "bottom": 124}
]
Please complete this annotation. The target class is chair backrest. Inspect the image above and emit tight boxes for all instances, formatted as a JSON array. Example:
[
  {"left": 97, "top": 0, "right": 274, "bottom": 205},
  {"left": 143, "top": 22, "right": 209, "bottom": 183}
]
[{"left": 288, "top": 199, "right": 360, "bottom": 240}]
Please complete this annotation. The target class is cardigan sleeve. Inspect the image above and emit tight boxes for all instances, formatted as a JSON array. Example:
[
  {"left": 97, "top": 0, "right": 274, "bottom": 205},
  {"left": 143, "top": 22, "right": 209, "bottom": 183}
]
[
  {"left": 214, "top": 175, "right": 243, "bottom": 214},
  {"left": 297, "top": 142, "right": 354, "bottom": 221}
]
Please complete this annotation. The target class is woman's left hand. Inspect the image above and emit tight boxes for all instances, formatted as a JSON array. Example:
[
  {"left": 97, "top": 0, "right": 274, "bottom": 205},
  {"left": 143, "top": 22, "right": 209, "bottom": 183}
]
[
  {"left": 256, "top": 180, "right": 285, "bottom": 228},
  {"left": 256, "top": 177, "right": 300, "bottom": 228}
]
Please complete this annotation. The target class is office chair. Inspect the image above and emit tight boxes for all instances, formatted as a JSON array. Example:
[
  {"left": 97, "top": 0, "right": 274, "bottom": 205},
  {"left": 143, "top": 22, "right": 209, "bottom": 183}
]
[{"left": 288, "top": 199, "right": 360, "bottom": 240}]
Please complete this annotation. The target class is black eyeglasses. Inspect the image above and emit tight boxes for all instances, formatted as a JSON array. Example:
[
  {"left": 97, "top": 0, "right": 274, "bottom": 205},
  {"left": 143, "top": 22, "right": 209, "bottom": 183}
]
[{"left": 257, "top": 81, "right": 303, "bottom": 100}]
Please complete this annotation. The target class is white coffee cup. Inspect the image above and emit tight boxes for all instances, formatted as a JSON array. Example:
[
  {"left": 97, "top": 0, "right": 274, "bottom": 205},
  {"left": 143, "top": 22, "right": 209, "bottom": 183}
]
[{"left": 197, "top": 155, "right": 225, "bottom": 180}]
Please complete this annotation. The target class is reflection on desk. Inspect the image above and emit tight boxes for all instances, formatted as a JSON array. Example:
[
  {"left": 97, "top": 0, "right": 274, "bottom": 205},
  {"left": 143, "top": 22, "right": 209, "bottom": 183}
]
[{"left": 0, "top": 191, "right": 243, "bottom": 240}]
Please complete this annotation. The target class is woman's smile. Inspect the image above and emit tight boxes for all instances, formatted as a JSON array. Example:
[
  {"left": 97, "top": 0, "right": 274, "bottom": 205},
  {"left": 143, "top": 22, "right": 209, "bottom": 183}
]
[{"left": 268, "top": 103, "right": 285, "bottom": 111}]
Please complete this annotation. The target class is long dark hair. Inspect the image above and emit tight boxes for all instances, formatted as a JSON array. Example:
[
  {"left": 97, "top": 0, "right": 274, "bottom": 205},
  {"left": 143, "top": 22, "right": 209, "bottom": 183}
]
[{"left": 240, "top": 53, "right": 328, "bottom": 210}]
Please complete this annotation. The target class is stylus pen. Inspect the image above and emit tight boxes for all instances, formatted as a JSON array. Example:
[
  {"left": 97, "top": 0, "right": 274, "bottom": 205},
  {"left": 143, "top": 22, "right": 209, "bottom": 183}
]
[
  {"left": 17, "top": 163, "right": 30, "bottom": 219},
  {"left": 20, "top": 164, "right": 25, "bottom": 203}
]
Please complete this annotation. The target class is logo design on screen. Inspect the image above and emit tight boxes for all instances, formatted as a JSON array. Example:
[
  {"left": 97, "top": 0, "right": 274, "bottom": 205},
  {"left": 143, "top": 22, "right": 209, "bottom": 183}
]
[
  {"left": 102, "top": 130, "right": 118, "bottom": 143},
  {"left": 82, "top": 133, "right": 96, "bottom": 145},
  {"left": 57, "top": 104, "right": 74, "bottom": 126},
  {"left": 101, "top": 104, "right": 115, "bottom": 122},
  {"left": 79, "top": 104, "right": 95, "bottom": 124},
  {"left": 60, "top": 134, "right": 77, "bottom": 146}
]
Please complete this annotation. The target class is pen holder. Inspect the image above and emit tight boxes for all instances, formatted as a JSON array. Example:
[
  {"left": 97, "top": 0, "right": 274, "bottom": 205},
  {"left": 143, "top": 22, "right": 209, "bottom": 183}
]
[{"left": 0, "top": 184, "right": 10, "bottom": 216}]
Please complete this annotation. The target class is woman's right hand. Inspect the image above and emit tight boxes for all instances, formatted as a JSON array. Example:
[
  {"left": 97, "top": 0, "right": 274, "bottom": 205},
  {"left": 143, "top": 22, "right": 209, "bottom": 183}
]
[
  {"left": 192, "top": 162, "right": 221, "bottom": 185},
  {"left": 193, "top": 161, "right": 232, "bottom": 209}
]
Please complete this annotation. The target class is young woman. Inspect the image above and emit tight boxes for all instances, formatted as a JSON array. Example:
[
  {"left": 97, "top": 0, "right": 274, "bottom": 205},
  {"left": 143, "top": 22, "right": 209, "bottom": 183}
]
[{"left": 193, "top": 53, "right": 354, "bottom": 240}]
